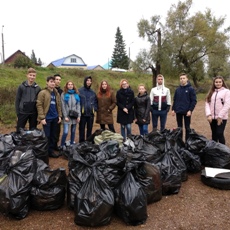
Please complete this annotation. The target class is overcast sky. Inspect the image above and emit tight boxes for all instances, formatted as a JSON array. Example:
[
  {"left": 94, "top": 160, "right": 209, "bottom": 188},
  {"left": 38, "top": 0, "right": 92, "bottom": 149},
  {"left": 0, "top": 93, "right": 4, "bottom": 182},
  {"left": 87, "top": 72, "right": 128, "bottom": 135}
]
[{"left": 1, "top": 0, "right": 229, "bottom": 67}]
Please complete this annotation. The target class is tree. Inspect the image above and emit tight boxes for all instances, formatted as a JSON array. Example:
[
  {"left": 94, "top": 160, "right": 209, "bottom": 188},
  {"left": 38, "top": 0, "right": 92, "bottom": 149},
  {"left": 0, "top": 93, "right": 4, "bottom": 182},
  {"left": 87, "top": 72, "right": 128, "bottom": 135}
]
[
  {"left": 31, "top": 50, "right": 37, "bottom": 64},
  {"left": 111, "top": 27, "right": 129, "bottom": 69},
  {"left": 137, "top": 0, "right": 230, "bottom": 88},
  {"left": 14, "top": 54, "right": 34, "bottom": 68},
  {"left": 38, "top": 58, "right": 42, "bottom": 65}
]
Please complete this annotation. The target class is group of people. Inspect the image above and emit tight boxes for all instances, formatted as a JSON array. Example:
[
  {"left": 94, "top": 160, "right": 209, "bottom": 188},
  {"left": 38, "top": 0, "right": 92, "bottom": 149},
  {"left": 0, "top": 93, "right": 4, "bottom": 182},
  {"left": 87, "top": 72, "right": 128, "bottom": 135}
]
[{"left": 15, "top": 68, "right": 230, "bottom": 158}]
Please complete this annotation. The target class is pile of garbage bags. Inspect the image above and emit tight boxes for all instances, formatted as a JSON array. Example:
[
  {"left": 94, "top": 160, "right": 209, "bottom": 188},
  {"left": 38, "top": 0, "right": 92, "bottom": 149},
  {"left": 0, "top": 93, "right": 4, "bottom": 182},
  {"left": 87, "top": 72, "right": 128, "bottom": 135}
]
[
  {"left": 0, "top": 133, "right": 67, "bottom": 219},
  {"left": 1, "top": 127, "right": 230, "bottom": 226}
]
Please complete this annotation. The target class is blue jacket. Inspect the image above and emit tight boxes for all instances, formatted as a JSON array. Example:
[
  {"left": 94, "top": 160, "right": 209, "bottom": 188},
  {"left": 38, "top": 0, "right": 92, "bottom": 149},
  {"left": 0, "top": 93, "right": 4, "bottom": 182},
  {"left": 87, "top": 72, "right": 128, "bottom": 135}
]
[
  {"left": 172, "top": 82, "right": 197, "bottom": 114},
  {"left": 78, "top": 77, "right": 98, "bottom": 117}
]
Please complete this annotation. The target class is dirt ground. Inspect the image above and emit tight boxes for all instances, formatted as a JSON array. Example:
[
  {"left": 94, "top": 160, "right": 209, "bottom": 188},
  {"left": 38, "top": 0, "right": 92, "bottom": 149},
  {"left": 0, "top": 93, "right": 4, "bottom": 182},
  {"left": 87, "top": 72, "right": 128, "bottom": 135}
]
[{"left": 1, "top": 100, "right": 230, "bottom": 230}]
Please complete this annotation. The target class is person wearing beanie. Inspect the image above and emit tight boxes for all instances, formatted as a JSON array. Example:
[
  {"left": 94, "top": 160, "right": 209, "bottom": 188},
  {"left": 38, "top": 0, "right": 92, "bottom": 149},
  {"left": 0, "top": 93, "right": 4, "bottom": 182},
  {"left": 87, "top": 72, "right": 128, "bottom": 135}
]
[
  {"left": 150, "top": 74, "right": 171, "bottom": 131},
  {"left": 116, "top": 79, "right": 135, "bottom": 139},
  {"left": 78, "top": 76, "right": 98, "bottom": 142}
]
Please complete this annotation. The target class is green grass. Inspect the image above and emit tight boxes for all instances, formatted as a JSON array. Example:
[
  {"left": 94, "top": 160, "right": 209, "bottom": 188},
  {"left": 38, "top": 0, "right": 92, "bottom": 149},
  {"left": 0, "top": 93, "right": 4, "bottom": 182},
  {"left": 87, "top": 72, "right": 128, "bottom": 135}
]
[{"left": 0, "top": 66, "right": 211, "bottom": 126}]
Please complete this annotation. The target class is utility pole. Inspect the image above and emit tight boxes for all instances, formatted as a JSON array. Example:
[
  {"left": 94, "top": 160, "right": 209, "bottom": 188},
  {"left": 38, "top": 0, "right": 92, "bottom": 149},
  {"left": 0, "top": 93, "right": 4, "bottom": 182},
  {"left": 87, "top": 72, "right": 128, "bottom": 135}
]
[
  {"left": 128, "top": 42, "right": 134, "bottom": 70},
  {"left": 2, "top": 25, "right": 5, "bottom": 65}
]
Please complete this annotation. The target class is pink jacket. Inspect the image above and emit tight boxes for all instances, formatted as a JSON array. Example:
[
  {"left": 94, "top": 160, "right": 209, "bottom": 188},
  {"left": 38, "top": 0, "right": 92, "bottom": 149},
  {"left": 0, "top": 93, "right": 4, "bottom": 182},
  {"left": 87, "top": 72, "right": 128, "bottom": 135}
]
[{"left": 205, "top": 87, "right": 230, "bottom": 120}]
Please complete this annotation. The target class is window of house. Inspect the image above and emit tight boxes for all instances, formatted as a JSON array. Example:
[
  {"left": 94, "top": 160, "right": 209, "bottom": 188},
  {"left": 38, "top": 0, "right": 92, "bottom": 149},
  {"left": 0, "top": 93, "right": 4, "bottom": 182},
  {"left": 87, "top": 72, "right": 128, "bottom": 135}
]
[{"left": 71, "top": 58, "right": 76, "bottom": 63}]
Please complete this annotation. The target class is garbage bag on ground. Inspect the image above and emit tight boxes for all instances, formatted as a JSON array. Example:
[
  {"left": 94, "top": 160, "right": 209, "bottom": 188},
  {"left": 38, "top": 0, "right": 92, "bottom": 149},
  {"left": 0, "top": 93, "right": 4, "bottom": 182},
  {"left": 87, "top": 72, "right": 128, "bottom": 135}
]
[
  {"left": 124, "top": 135, "right": 163, "bottom": 164},
  {"left": 186, "top": 129, "right": 209, "bottom": 164},
  {"left": 30, "top": 159, "right": 67, "bottom": 211},
  {"left": 114, "top": 171, "right": 147, "bottom": 226},
  {"left": 11, "top": 129, "right": 49, "bottom": 164},
  {"left": 160, "top": 151, "right": 182, "bottom": 195},
  {"left": 203, "top": 140, "right": 230, "bottom": 169},
  {"left": 74, "top": 167, "right": 114, "bottom": 227},
  {"left": 133, "top": 161, "right": 162, "bottom": 204},
  {"left": 180, "top": 148, "right": 202, "bottom": 173},
  {"left": 0, "top": 134, "right": 15, "bottom": 158},
  {"left": 0, "top": 149, "right": 36, "bottom": 219}
]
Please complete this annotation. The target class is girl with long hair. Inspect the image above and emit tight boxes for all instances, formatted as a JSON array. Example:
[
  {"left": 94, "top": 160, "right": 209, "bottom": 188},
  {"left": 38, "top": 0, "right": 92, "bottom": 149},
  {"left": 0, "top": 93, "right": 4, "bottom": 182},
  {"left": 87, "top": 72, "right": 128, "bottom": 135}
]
[
  {"left": 96, "top": 80, "right": 116, "bottom": 132},
  {"left": 205, "top": 76, "right": 230, "bottom": 144}
]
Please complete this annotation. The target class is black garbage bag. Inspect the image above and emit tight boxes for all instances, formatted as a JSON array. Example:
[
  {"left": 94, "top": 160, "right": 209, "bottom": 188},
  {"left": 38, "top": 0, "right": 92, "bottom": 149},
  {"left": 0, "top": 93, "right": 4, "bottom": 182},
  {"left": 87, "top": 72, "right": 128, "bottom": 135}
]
[
  {"left": 0, "top": 134, "right": 15, "bottom": 177},
  {"left": 11, "top": 129, "right": 49, "bottom": 164},
  {"left": 0, "top": 149, "right": 36, "bottom": 219},
  {"left": 31, "top": 165, "right": 67, "bottom": 211},
  {"left": 0, "top": 134, "right": 15, "bottom": 158},
  {"left": 166, "top": 128, "right": 185, "bottom": 151},
  {"left": 186, "top": 129, "right": 209, "bottom": 163},
  {"left": 134, "top": 161, "right": 162, "bottom": 204},
  {"left": 160, "top": 151, "right": 182, "bottom": 195},
  {"left": 203, "top": 140, "right": 230, "bottom": 169},
  {"left": 74, "top": 167, "right": 114, "bottom": 227},
  {"left": 180, "top": 148, "right": 202, "bottom": 173},
  {"left": 114, "top": 171, "right": 147, "bottom": 226},
  {"left": 124, "top": 136, "right": 163, "bottom": 164},
  {"left": 67, "top": 151, "right": 94, "bottom": 209},
  {"left": 145, "top": 130, "right": 166, "bottom": 153}
]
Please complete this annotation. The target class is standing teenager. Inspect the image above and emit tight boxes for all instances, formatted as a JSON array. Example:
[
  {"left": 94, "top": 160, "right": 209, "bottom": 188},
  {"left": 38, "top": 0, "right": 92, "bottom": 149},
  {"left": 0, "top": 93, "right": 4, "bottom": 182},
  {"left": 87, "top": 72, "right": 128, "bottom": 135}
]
[
  {"left": 96, "top": 80, "right": 116, "bottom": 132},
  {"left": 205, "top": 76, "right": 230, "bottom": 144},
  {"left": 78, "top": 76, "right": 98, "bottom": 142},
  {"left": 36, "top": 76, "right": 62, "bottom": 158},
  {"left": 60, "top": 81, "right": 81, "bottom": 149},
  {"left": 150, "top": 74, "right": 171, "bottom": 131},
  {"left": 172, "top": 73, "right": 197, "bottom": 141},
  {"left": 116, "top": 79, "right": 134, "bottom": 139},
  {"left": 134, "top": 84, "right": 151, "bottom": 135},
  {"left": 15, "top": 68, "right": 41, "bottom": 132},
  {"left": 53, "top": 74, "right": 63, "bottom": 151}
]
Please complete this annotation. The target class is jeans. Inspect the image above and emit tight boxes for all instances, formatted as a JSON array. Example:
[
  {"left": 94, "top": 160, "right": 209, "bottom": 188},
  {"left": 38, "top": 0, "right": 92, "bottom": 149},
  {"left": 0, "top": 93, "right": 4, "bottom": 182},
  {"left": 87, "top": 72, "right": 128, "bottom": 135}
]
[
  {"left": 16, "top": 113, "right": 38, "bottom": 132},
  {"left": 61, "top": 123, "right": 76, "bottom": 146},
  {"left": 100, "top": 124, "right": 116, "bottom": 133},
  {"left": 43, "top": 117, "right": 58, "bottom": 154},
  {"left": 54, "top": 122, "right": 61, "bottom": 148},
  {"left": 79, "top": 116, "right": 94, "bottom": 142},
  {"left": 138, "top": 124, "right": 148, "bottom": 135},
  {"left": 151, "top": 109, "right": 167, "bottom": 131},
  {"left": 120, "top": 124, "right": 131, "bottom": 139},
  {"left": 210, "top": 119, "right": 227, "bottom": 144},
  {"left": 176, "top": 113, "right": 191, "bottom": 141}
]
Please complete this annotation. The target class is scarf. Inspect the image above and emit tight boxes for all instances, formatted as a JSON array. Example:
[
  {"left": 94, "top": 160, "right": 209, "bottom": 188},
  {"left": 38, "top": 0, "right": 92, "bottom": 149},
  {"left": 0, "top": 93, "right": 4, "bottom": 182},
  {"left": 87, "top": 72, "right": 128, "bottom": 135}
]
[{"left": 64, "top": 89, "right": 80, "bottom": 104}]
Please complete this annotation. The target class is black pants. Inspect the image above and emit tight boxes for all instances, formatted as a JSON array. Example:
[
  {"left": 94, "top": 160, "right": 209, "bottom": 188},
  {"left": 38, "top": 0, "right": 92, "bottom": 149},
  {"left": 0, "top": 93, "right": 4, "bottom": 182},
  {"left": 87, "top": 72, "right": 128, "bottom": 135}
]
[
  {"left": 16, "top": 113, "right": 38, "bottom": 132},
  {"left": 43, "top": 117, "right": 58, "bottom": 154},
  {"left": 54, "top": 122, "right": 61, "bottom": 147},
  {"left": 100, "top": 124, "right": 115, "bottom": 133},
  {"left": 176, "top": 113, "right": 191, "bottom": 141},
  {"left": 79, "top": 116, "right": 94, "bottom": 142},
  {"left": 210, "top": 119, "right": 227, "bottom": 144}
]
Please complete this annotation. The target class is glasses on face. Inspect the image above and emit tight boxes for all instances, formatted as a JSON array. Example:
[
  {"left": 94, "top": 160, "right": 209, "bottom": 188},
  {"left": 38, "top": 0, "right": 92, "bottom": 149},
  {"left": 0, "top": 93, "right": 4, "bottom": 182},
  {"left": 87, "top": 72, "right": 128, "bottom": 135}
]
[{"left": 122, "top": 82, "right": 127, "bottom": 85}]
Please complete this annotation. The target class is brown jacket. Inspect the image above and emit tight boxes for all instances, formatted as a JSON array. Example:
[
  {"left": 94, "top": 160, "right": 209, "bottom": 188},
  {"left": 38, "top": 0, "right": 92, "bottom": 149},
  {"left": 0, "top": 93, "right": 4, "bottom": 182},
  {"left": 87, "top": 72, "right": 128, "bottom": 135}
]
[
  {"left": 36, "top": 87, "right": 62, "bottom": 121},
  {"left": 96, "top": 90, "right": 116, "bottom": 124}
]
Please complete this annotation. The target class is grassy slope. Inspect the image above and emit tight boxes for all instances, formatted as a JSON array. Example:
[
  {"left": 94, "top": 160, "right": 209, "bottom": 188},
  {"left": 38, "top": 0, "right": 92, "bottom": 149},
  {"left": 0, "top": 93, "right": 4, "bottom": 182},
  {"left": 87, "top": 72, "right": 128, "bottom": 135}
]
[{"left": 0, "top": 66, "right": 209, "bottom": 126}]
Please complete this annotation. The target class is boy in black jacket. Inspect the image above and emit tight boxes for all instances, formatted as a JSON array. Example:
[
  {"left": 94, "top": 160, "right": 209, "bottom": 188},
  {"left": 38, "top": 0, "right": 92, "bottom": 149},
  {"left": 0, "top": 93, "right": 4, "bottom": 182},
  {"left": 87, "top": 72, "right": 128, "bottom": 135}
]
[
  {"left": 172, "top": 73, "right": 197, "bottom": 141},
  {"left": 15, "top": 68, "right": 41, "bottom": 132}
]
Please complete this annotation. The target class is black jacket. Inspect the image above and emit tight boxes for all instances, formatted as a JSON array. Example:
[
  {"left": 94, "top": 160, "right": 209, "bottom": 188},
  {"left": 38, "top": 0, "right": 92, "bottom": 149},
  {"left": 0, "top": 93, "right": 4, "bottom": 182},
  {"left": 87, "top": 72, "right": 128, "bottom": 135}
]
[
  {"left": 116, "top": 87, "right": 134, "bottom": 125},
  {"left": 15, "top": 81, "right": 41, "bottom": 115},
  {"left": 172, "top": 82, "right": 197, "bottom": 114},
  {"left": 134, "top": 92, "right": 151, "bottom": 125}
]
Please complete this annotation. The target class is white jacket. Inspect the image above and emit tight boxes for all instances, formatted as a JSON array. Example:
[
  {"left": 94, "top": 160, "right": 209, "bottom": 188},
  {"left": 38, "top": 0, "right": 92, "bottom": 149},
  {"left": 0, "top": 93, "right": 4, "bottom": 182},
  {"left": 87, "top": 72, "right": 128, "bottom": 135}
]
[{"left": 150, "top": 81, "right": 171, "bottom": 111}]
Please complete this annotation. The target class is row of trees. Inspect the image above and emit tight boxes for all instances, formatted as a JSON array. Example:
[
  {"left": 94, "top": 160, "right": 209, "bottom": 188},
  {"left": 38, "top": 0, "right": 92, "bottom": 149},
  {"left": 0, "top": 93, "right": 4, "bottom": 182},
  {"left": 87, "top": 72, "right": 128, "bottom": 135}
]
[
  {"left": 111, "top": 0, "right": 230, "bottom": 88},
  {"left": 14, "top": 50, "right": 42, "bottom": 68}
]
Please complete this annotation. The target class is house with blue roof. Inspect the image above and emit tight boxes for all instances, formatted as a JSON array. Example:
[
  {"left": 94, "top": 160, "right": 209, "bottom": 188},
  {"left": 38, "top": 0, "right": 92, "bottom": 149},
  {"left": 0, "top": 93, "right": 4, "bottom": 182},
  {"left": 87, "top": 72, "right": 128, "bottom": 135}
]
[
  {"left": 87, "top": 65, "right": 104, "bottom": 70},
  {"left": 47, "top": 54, "right": 87, "bottom": 69}
]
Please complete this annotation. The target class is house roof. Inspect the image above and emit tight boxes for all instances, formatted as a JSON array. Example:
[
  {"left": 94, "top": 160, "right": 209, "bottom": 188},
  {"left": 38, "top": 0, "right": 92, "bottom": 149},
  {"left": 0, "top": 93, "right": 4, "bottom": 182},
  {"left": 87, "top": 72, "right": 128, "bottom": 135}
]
[
  {"left": 87, "top": 65, "right": 104, "bottom": 70},
  {"left": 4, "top": 50, "right": 28, "bottom": 63},
  {"left": 50, "top": 54, "right": 86, "bottom": 67}
]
